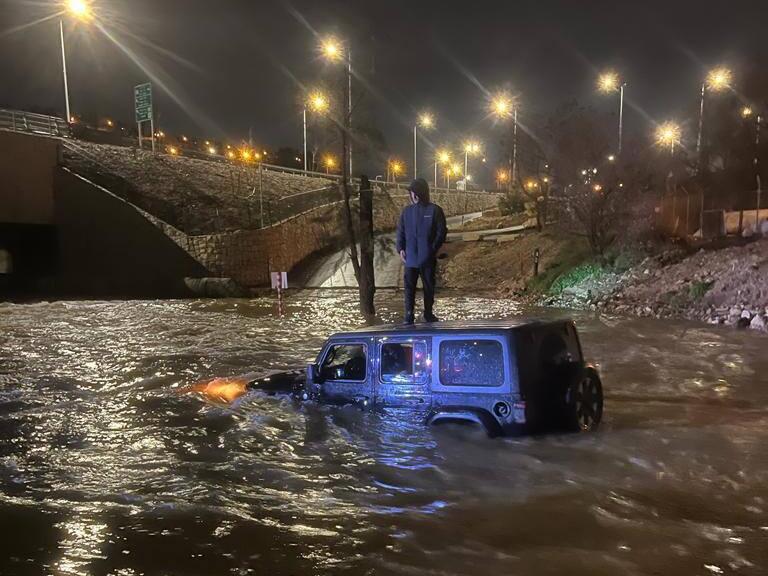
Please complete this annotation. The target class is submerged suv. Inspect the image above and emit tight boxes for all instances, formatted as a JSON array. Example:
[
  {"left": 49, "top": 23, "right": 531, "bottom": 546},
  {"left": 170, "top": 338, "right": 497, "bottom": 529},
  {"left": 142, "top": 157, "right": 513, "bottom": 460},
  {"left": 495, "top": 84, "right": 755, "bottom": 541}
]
[{"left": 300, "top": 319, "right": 603, "bottom": 436}]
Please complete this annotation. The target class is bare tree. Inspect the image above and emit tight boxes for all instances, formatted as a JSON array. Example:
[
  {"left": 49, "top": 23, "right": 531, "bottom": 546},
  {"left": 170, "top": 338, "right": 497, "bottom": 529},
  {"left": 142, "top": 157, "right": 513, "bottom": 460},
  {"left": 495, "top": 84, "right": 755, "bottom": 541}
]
[{"left": 545, "top": 100, "right": 653, "bottom": 257}]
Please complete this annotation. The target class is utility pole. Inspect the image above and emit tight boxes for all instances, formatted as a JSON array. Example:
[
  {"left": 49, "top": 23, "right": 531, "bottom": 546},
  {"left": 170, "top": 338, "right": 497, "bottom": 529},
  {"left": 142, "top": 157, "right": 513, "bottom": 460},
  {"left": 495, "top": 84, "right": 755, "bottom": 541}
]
[
  {"left": 302, "top": 108, "right": 308, "bottom": 172},
  {"left": 618, "top": 83, "right": 625, "bottom": 155},
  {"left": 755, "top": 114, "right": 762, "bottom": 230},
  {"left": 512, "top": 107, "right": 518, "bottom": 185},
  {"left": 59, "top": 20, "right": 71, "bottom": 124},
  {"left": 347, "top": 47, "right": 353, "bottom": 176}
]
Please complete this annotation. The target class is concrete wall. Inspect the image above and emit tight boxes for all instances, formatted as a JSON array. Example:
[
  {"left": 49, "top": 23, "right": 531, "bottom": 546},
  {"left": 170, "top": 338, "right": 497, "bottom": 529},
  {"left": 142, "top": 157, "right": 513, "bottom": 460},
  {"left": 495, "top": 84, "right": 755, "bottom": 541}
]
[
  {"left": 0, "top": 130, "right": 59, "bottom": 225},
  {"left": 53, "top": 168, "right": 207, "bottom": 298}
]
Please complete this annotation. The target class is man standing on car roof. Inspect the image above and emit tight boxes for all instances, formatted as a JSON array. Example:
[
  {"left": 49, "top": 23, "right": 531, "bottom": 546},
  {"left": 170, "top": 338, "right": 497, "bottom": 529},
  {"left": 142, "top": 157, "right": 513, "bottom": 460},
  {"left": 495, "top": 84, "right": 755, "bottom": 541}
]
[{"left": 396, "top": 178, "right": 447, "bottom": 324}]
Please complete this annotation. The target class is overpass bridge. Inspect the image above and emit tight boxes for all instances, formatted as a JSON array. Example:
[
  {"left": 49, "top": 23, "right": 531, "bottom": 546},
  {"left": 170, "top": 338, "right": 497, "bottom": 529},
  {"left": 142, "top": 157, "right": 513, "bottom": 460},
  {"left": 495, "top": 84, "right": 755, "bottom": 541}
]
[{"left": 0, "top": 115, "right": 500, "bottom": 298}]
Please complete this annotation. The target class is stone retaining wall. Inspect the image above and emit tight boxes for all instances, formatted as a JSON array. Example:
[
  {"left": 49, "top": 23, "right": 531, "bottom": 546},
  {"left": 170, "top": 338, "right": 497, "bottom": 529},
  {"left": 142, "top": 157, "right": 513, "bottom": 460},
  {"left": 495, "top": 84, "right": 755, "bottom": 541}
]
[{"left": 164, "top": 189, "right": 499, "bottom": 287}]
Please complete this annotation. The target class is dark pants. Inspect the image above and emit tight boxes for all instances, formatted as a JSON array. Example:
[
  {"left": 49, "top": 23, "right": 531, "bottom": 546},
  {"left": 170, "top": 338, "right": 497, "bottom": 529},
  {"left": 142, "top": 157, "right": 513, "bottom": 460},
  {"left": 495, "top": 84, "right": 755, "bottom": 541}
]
[{"left": 403, "top": 261, "right": 436, "bottom": 322}]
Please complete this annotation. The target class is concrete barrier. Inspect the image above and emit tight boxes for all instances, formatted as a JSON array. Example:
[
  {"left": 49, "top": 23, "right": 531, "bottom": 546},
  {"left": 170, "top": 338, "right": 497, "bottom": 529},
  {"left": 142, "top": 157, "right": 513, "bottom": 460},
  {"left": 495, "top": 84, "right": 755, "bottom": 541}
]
[
  {"left": 53, "top": 168, "right": 207, "bottom": 297},
  {"left": 0, "top": 130, "right": 59, "bottom": 225}
]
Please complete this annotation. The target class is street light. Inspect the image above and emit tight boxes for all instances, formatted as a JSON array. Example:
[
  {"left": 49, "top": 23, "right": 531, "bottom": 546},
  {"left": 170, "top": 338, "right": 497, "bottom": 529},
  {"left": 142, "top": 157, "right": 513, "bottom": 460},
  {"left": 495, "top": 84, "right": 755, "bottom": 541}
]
[
  {"left": 496, "top": 169, "right": 509, "bottom": 190},
  {"left": 490, "top": 92, "right": 519, "bottom": 187},
  {"left": 302, "top": 90, "right": 329, "bottom": 171},
  {"left": 320, "top": 38, "right": 342, "bottom": 61},
  {"left": 696, "top": 66, "right": 732, "bottom": 168},
  {"left": 655, "top": 121, "right": 682, "bottom": 154},
  {"left": 60, "top": 0, "right": 93, "bottom": 124},
  {"left": 447, "top": 162, "right": 462, "bottom": 190},
  {"left": 435, "top": 149, "right": 451, "bottom": 189},
  {"left": 388, "top": 159, "right": 404, "bottom": 183},
  {"left": 706, "top": 67, "right": 732, "bottom": 91},
  {"left": 463, "top": 140, "right": 481, "bottom": 189},
  {"left": 308, "top": 91, "right": 329, "bottom": 113},
  {"left": 320, "top": 36, "right": 353, "bottom": 176},
  {"left": 413, "top": 112, "right": 434, "bottom": 178},
  {"left": 67, "top": 0, "right": 90, "bottom": 17},
  {"left": 598, "top": 71, "right": 626, "bottom": 156}
]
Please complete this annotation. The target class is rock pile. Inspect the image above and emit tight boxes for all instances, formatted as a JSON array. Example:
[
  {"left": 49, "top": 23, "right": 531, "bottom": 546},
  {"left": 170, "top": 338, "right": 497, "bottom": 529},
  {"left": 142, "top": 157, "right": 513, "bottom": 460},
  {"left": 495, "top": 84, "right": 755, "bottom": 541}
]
[{"left": 549, "top": 238, "right": 768, "bottom": 333}]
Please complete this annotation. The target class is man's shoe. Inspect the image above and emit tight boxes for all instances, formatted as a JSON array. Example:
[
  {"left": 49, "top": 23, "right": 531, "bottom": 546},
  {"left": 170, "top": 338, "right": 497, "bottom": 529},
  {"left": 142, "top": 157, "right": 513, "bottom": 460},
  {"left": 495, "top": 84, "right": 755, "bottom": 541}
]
[{"left": 422, "top": 313, "right": 440, "bottom": 323}]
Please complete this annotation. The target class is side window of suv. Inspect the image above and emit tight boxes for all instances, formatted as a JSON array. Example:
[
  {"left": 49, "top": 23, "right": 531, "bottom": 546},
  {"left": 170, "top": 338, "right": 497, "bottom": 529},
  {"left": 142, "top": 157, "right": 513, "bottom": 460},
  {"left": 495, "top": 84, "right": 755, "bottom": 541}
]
[
  {"left": 321, "top": 344, "right": 367, "bottom": 381},
  {"left": 439, "top": 340, "right": 504, "bottom": 387},
  {"left": 381, "top": 341, "right": 429, "bottom": 384}
]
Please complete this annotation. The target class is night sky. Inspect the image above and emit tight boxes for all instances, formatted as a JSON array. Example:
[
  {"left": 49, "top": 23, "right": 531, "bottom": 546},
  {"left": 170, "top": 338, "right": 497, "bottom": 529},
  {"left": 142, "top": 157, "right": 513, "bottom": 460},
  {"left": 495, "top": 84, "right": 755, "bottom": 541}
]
[{"left": 1, "top": 0, "right": 766, "bottom": 170}]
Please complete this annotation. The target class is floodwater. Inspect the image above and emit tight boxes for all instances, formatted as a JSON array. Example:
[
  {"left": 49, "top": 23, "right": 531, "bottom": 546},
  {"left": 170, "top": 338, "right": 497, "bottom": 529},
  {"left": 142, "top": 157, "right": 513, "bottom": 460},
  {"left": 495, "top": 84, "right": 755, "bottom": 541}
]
[{"left": 1, "top": 293, "right": 767, "bottom": 575}]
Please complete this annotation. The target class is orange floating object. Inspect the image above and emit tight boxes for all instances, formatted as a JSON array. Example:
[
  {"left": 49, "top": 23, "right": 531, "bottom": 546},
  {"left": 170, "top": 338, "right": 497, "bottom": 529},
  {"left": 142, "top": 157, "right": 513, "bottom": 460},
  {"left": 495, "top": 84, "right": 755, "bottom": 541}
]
[{"left": 185, "top": 377, "right": 249, "bottom": 403}]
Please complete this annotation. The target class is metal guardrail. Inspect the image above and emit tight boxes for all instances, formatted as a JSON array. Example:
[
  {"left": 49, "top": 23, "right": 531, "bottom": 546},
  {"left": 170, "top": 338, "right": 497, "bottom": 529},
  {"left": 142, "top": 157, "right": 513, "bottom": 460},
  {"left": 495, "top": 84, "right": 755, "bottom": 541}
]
[{"left": 0, "top": 109, "right": 70, "bottom": 138}]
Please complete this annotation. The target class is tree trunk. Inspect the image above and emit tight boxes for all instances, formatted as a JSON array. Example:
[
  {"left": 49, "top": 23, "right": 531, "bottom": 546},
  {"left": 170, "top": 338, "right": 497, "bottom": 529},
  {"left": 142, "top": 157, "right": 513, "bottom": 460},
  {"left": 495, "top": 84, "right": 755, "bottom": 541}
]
[
  {"left": 338, "top": 64, "right": 374, "bottom": 319},
  {"left": 358, "top": 176, "right": 376, "bottom": 317},
  {"left": 340, "top": 130, "right": 361, "bottom": 285}
]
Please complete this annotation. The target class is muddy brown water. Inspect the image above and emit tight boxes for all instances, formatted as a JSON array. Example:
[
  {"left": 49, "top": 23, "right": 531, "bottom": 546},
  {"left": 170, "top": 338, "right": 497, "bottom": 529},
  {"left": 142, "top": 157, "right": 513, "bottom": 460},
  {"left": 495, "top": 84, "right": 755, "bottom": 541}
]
[{"left": 1, "top": 292, "right": 767, "bottom": 575}]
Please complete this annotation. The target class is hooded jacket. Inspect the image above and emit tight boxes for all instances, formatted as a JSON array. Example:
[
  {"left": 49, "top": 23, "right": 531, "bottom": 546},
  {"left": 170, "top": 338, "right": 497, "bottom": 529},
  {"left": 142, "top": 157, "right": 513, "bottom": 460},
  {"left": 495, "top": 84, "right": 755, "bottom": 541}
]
[{"left": 396, "top": 200, "right": 447, "bottom": 268}]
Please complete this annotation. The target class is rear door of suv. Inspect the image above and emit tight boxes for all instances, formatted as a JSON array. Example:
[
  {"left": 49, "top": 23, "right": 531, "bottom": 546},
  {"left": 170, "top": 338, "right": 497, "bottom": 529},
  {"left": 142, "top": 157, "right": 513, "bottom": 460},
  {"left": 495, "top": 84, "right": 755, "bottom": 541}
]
[{"left": 374, "top": 336, "right": 432, "bottom": 408}]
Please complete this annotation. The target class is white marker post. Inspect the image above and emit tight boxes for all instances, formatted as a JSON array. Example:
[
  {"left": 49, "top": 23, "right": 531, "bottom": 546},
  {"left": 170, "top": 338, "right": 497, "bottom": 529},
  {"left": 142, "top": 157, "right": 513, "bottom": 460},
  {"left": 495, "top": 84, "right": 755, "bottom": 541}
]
[{"left": 271, "top": 271, "right": 288, "bottom": 317}]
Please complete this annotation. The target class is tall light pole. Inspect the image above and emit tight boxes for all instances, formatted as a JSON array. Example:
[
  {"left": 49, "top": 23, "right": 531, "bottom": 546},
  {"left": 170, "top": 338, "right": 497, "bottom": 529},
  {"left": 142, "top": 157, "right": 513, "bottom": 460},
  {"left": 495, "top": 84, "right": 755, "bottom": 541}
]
[
  {"left": 463, "top": 141, "right": 480, "bottom": 189},
  {"left": 656, "top": 121, "right": 682, "bottom": 155},
  {"left": 435, "top": 149, "right": 451, "bottom": 190},
  {"left": 413, "top": 112, "right": 434, "bottom": 178},
  {"left": 598, "top": 71, "right": 626, "bottom": 155},
  {"left": 742, "top": 106, "right": 763, "bottom": 228},
  {"left": 320, "top": 37, "right": 353, "bottom": 176},
  {"left": 447, "top": 163, "right": 462, "bottom": 190},
  {"left": 757, "top": 113, "right": 763, "bottom": 229},
  {"left": 303, "top": 90, "right": 329, "bottom": 172},
  {"left": 60, "top": 0, "right": 92, "bottom": 123},
  {"left": 696, "top": 67, "right": 732, "bottom": 170},
  {"left": 496, "top": 169, "right": 509, "bottom": 191},
  {"left": 388, "top": 159, "right": 404, "bottom": 184},
  {"left": 490, "top": 93, "right": 518, "bottom": 188},
  {"left": 512, "top": 107, "right": 518, "bottom": 184}
]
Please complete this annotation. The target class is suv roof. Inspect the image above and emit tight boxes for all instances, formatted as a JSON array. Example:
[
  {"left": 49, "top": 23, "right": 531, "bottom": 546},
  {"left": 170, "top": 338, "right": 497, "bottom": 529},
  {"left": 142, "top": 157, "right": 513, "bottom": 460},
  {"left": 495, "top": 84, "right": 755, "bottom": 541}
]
[{"left": 331, "top": 318, "right": 569, "bottom": 339}]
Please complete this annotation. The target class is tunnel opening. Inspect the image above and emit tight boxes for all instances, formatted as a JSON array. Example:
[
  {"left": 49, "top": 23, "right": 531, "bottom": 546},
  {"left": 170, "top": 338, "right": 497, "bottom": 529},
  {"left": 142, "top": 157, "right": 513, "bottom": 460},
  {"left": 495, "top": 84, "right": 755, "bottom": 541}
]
[
  {"left": 0, "top": 223, "right": 58, "bottom": 296},
  {"left": 0, "top": 248, "right": 11, "bottom": 274}
]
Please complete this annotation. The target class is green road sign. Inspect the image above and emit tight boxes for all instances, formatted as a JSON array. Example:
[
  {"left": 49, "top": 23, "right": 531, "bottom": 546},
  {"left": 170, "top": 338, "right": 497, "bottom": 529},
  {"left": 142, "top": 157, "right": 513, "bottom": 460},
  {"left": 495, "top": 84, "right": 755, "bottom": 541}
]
[{"left": 134, "top": 83, "right": 153, "bottom": 123}]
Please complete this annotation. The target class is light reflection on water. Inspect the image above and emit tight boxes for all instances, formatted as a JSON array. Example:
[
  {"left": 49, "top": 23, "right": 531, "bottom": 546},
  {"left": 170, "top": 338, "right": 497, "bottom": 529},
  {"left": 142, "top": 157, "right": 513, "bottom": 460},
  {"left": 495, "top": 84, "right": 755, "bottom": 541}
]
[{"left": 1, "top": 292, "right": 768, "bottom": 575}]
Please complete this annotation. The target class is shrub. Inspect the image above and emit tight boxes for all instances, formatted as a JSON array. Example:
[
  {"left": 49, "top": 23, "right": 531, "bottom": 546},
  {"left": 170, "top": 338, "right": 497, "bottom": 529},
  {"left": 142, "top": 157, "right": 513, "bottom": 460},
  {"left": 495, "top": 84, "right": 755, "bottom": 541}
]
[
  {"left": 549, "top": 262, "right": 603, "bottom": 294},
  {"left": 498, "top": 191, "right": 526, "bottom": 216},
  {"left": 689, "top": 280, "right": 714, "bottom": 300}
]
